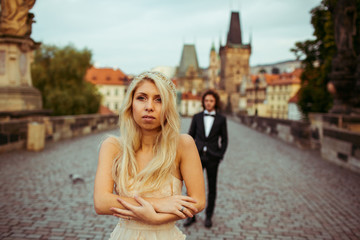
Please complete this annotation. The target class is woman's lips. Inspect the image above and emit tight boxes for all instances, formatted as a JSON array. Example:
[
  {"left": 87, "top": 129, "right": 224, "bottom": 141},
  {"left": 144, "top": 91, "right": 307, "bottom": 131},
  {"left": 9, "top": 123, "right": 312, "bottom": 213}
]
[
  {"left": 142, "top": 115, "right": 155, "bottom": 122},
  {"left": 142, "top": 115, "right": 155, "bottom": 119}
]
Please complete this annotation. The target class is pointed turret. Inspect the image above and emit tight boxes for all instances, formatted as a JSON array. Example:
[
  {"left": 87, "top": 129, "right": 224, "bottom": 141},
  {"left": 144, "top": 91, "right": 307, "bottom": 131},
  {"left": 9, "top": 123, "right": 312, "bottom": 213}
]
[
  {"left": 226, "top": 12, "right": 242, "bottom": 45},
  {"left": 177, "top": 44, "right": 200, "bottom": 78}
]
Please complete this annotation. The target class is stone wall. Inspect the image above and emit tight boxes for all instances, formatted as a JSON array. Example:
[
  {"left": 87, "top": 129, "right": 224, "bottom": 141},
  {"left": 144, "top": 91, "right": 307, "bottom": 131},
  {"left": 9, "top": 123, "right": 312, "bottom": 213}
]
[
  {"left": 0, "top": 114, "right": 118, "bottom": 153},
  {"left": 237, "top": 114, "right": 360, "bottom": 174},
  {"left": 236, "top": 115, "right": 312, "bottom": 149},
  {"left": 309, "top": 113, "right": 360, "bottom": 173},
  {"left": 321, "top": 127, "right": 360, "bottom": 173},
  {"left": 0, "top": 119, "right": 28, "bottom": 152}
]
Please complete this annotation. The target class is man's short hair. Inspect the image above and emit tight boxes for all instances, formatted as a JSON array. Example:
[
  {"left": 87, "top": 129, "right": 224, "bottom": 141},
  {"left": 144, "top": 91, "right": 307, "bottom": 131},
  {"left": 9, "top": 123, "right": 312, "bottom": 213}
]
[{"left": 202, "top": 89, "right": 220, "bottom": 110}]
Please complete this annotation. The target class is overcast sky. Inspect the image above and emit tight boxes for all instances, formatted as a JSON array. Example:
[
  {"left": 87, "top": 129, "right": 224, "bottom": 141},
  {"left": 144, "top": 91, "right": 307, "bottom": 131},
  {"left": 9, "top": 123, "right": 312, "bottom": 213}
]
[{"left": 31, "top": 0, "right": 322, "bottom": 75}]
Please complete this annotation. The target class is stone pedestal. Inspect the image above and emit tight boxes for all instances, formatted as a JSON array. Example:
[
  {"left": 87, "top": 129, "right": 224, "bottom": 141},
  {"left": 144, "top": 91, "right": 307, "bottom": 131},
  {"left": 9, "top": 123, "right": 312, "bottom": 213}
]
[
  {"left": 0, "top": 86, "right": 41, "bottom": 111},
  {"left": 27, "top": 121, "right": 45, "bottom": 151},
  {"left": 0, "top": 36, "right": 41, "bottom": 112}
]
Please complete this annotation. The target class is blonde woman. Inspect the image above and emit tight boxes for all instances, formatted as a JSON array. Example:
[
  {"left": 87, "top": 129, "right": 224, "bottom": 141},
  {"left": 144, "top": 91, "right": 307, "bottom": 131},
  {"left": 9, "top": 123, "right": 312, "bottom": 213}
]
[{"left": 94, "top": 71, "right": 206, "bottom": 239}]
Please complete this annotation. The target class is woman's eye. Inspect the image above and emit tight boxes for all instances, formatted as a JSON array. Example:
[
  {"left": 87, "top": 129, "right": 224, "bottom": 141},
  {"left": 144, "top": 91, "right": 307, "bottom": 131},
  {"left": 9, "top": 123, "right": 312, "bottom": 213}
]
[
  {"left": 155, "top": 98, "right": 162, "bottom": 103},
  {"left": 136, "top": 96, "right": 145, "bottom": 100}
]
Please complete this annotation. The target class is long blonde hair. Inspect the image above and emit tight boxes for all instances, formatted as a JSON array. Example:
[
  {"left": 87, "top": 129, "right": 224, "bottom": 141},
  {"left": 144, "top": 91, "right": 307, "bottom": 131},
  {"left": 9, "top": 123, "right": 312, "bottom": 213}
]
[{"left": 112, "top": 71, "right": 180, "bottom": 195}]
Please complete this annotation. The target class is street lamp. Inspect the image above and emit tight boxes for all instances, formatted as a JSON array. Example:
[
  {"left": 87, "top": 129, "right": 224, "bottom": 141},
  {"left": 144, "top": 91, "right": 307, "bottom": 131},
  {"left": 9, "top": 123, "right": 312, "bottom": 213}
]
[{"left": 254, "top": 77, "right": 260, "bottom": 116}]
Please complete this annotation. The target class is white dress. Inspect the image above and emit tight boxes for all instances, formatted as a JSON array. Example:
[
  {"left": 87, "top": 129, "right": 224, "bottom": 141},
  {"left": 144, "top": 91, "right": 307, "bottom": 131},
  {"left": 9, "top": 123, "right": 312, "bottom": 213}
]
[{"left": 109, "top": 176, "right": 186, "bottom": 240}]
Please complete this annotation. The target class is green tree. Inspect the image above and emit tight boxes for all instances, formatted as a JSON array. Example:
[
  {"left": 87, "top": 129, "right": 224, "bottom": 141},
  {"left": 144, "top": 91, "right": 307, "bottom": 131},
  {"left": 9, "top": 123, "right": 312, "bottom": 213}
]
[
  {"left": 32, "top": 44, "right": 101, "bottom": 116},
  {"left": 291, "top": 0, "right": 335, "bottom": 117}
]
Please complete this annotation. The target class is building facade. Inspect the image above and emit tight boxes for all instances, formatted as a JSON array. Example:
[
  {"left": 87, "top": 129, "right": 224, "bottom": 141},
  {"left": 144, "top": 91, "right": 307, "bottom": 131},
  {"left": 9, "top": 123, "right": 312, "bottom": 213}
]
[
  {"left": 180, "top": 92, "right": 202, "bottom": 116},
  {"left": 84, "top": 67, "right": 129, "bottom": 114},
  {"left": 251, "top": 60, "right": 302, "bottom": 75},
  {"left": 288, "top": 90, "right": 303, "bottom": 120},
  {"left": 245, "top": 74, "right": 278, "bottom": 117},
  {"left": 266, "top": 69, "right": 302, "bottom": 119}
]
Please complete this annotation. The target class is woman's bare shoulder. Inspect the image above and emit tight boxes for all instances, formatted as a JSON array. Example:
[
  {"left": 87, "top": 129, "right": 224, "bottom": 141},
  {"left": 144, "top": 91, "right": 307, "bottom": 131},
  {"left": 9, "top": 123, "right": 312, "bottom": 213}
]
[
  {"left": 103, "top": 135, "right": 121, "bottom": 145},
  {"left": 100, "top": 135, "right": 123, "bottom": 155},
  {"left": 178, "top": 134, "right": 195, "bottom": 148}
]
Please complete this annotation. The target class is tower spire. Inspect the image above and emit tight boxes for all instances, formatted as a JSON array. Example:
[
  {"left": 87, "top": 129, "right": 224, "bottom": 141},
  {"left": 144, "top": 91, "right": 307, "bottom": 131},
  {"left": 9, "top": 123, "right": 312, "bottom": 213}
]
[{"left": 226, "top": 11, "right": 242, "bottom": 45}]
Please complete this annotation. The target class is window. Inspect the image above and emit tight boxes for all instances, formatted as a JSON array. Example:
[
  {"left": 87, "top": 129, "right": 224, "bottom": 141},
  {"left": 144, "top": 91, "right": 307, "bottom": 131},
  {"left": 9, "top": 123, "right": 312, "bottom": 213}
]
[{"left": 115, "top": 88, "right": 118, "bottom": 96}]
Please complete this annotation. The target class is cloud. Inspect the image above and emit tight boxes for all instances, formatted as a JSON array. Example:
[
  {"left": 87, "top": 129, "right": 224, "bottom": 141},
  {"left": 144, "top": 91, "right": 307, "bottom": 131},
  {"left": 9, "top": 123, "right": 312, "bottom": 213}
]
[{"left": 31, "top": 0, "right": 322, "bottom": 74}]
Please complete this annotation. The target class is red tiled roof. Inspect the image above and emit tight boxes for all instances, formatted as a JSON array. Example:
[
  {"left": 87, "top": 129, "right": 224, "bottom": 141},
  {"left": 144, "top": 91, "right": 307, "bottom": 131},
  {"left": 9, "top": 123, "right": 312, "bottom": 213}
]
[
  {"left": 250, "top": 74, "right": 279, "bottom": 84},
  {"left": 269, "top": 68, "right": 302, "bottom": 86},
  {"left": 181, "top": 92, "right": 201, "bottom": 100},
  {"left": 98, "top": 105, "right": 115, "bottom": 114},
  {"left": 85, "top": 67, "right": 128, "bottom": 85}
]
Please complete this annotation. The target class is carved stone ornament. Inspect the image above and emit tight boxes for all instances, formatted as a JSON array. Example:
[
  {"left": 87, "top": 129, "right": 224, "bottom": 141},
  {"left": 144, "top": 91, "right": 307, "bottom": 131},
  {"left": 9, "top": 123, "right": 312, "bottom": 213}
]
[{"left": 0, "top": 0, "right": 36, "bottom": 37}]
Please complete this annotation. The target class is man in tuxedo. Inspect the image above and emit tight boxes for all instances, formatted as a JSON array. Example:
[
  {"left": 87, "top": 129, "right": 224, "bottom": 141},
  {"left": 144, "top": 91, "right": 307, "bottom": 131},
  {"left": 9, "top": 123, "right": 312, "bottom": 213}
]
[{"left": 184, "top": 89, "right": 228, "bottom": 228}]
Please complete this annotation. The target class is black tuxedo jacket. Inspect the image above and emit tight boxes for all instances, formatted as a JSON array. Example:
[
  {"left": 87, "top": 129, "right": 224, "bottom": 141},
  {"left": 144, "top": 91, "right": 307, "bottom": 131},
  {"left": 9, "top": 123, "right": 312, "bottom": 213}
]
[{"left": 188, "top": 111, "right": 228, "bottom": 160}]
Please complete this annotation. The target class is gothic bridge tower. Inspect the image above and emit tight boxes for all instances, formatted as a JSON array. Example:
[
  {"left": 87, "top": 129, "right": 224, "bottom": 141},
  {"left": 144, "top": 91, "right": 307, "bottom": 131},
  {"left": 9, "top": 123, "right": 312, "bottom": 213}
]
[{"left": 219, "top": 11, "right": 251, "bottom": 112}]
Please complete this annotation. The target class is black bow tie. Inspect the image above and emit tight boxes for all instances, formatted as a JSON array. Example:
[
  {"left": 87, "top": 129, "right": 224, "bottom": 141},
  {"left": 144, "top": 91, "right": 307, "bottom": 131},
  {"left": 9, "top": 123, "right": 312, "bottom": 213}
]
[{"left": 204, "top": 113, "right": 215, "bottom": 117}]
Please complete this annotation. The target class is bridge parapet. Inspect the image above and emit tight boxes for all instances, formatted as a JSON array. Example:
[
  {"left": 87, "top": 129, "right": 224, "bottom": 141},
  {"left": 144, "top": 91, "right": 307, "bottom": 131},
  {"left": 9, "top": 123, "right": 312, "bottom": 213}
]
[
  {"left": 0, "top": 114, "right": 119, "bottom": 153},
  {"left": 237, "top": 114, "right": 360, "bottom": 174}
]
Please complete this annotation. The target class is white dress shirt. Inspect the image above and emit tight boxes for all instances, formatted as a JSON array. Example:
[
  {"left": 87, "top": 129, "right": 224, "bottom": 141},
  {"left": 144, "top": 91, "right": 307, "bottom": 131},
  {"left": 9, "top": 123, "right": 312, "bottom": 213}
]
[
  {"left": 204, "top": 110, "right": 216, "bottom": 137},
  {"left": 203, "top": 110, "right": 216, "bottom": 152}
]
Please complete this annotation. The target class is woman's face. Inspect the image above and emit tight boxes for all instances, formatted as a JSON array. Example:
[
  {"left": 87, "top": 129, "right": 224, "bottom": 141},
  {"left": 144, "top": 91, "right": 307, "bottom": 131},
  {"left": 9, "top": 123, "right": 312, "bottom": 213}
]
[{"left": 132, "top": 80, "right": 162, "bottom": 132}]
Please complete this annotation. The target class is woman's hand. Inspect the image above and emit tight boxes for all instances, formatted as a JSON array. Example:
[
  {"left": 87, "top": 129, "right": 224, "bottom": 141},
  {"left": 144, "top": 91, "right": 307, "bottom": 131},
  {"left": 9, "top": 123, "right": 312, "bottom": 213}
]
[
  {"left": 153, "top": 195, "right": 198, "bottom": 219},
  {"left": 110, "top": 196, "right": 160, "bottom": 225}
]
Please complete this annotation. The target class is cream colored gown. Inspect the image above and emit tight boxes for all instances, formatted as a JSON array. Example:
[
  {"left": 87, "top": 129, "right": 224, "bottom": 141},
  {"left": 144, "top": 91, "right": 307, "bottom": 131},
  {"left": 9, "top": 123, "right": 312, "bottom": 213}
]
[{"left": 109, "top": 176, "right": 186, "bottom": 240}]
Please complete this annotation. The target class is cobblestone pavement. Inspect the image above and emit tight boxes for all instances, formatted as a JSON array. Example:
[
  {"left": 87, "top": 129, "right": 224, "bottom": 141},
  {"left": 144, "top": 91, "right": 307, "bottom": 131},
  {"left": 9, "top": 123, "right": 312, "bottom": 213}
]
[{"left": 1, "top": 117, "right": 360, "bottom": 240}]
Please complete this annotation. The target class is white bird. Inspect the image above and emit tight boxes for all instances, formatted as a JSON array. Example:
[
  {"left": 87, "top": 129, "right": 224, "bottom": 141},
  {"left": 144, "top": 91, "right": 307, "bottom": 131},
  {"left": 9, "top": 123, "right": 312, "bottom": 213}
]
[{"left": 69, "top": 173, "right": 85, "bottom": 185}]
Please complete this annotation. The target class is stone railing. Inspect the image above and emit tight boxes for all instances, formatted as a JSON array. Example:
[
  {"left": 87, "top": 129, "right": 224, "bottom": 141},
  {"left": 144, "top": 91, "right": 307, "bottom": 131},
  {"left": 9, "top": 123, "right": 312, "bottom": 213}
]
[
  {"left": 236, "top": 114, "right": 360, "bottom": 174},
  {"left": 0, "top": 114, "right": 119, "bottom": 153},
  {"left": 309, "top": 113, "right": 360, "bottom": 173},
  {"left": 236, "top": 115, "right": 312, "bottom": 149}
]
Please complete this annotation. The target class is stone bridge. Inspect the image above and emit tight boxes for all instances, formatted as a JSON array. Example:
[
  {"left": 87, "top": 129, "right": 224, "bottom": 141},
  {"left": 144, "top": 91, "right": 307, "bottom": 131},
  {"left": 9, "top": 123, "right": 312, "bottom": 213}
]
[{"left": 0, "top": 118, "right": 359, "bottom": 240}]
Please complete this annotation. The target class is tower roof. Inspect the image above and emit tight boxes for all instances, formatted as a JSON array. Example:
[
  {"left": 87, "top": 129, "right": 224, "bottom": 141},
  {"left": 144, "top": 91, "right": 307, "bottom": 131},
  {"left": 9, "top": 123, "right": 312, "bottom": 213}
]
[
  {"left": 226, "top": 12, "right": 242, "bottom": 45},
  {"left": 177, "top": 44, "right": 200, "bottom": 78}
]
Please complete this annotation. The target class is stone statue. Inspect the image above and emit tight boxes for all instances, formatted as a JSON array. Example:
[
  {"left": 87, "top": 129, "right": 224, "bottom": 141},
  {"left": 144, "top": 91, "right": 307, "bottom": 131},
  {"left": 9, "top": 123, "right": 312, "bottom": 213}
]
[
  {"left": 0, "top": 0, "right": 36, "bottom": 37},
  {"left": 333, "top": 0, "right": 357, "bottom": 56},
  {"left": 329, "top": 0, "right": 359, "bottom": 113}
]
